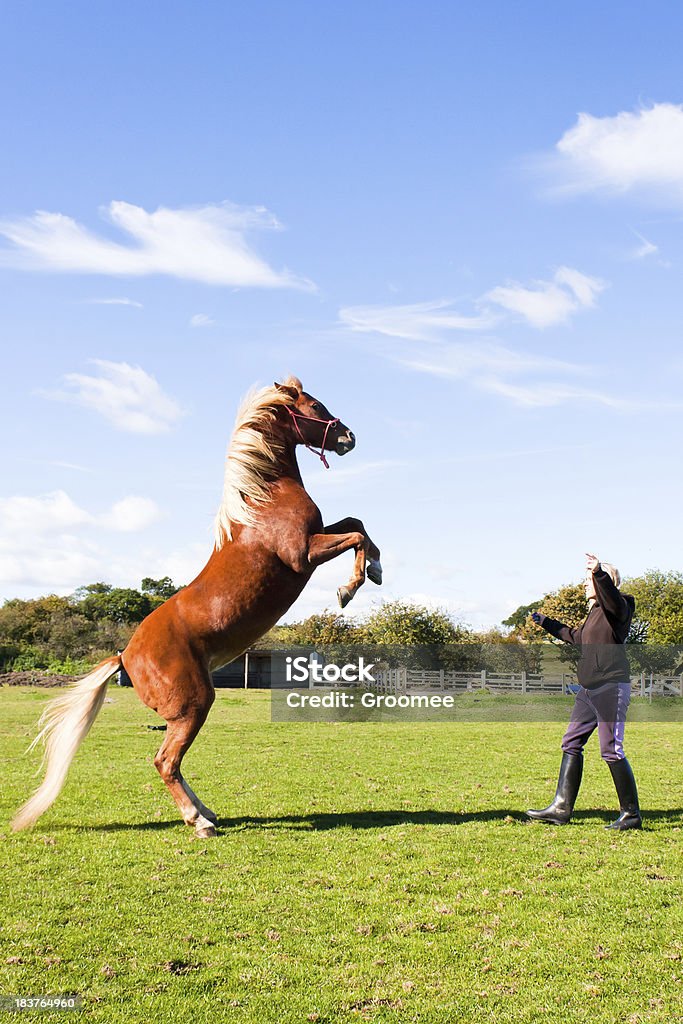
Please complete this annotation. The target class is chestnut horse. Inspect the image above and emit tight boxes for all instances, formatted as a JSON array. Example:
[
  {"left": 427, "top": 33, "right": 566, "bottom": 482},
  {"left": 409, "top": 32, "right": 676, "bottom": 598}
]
[{"left": 12, "top": 377, "right": 382, "bottom": 837}]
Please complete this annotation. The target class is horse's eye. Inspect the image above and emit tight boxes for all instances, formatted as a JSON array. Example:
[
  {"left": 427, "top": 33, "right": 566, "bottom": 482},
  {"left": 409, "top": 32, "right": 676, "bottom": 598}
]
[{"left": 312, "top": 403, "right": 321, "bottom": 412}]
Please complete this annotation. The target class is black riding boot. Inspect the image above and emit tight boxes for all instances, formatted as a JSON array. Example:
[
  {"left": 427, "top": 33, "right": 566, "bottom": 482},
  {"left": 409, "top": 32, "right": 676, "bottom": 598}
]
[
  {"left": 605, "top": 758, "right": 642, "bottom": 830},
  {"left": 526, "top": 752, "right": 583, "bottom": 825}
]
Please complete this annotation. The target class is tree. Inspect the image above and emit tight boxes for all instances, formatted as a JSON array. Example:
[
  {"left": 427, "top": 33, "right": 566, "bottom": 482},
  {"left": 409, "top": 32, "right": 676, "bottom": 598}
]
[
  {"left": 360, "top": 600, "right": 468, "bottom": 646},
  {"left": 475, "top": 627, "right": 543, "bottom": 673},
  {"left": 141, "top": 576, "right": 181, "bottom": 601},
  {"left": 357, "top": 600, "right": 475, "bottom": 669},
  {"left": 502, "top": 600, "right": 543, "bottom": 632},
  {"left": 71, "top": 582, "right": 113, "bottom": 601},
  {"left": 277, "top": 611, "right": 362, "bottom": 647},
  {"left": 76, "top": 585, "right": 153, "bottom": 625},
  {"left": 0, "top": 593, "right": 133, "bottom": 671},
  {"left": 516, "top": 583, "right": 587, "bottom": 643},
  {"left": 623, "top": 570, "right": 683, "bottom": 644}
]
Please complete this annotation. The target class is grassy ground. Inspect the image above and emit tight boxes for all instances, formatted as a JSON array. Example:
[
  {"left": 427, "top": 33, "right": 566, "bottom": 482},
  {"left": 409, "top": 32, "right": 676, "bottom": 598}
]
[{"left": 1, "top": 686, "right": 682, "bottom": 1023}]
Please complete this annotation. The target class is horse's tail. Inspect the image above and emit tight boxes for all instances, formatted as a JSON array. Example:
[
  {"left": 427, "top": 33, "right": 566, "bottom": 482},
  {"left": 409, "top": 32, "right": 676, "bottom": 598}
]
[{"left": 11, "top": 655, "right": 122, "bottom": 832}]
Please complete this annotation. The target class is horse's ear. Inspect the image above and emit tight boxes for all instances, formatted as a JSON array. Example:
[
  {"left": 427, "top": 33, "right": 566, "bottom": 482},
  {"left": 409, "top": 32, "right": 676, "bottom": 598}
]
[{"left": 274, "top": 382, "right": 299, "bottom": 401}]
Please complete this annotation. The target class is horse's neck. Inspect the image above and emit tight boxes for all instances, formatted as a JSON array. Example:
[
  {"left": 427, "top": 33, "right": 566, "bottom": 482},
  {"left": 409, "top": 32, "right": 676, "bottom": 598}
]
[{"left": 272, "top": 438, "right": 305, "bottom": 487}]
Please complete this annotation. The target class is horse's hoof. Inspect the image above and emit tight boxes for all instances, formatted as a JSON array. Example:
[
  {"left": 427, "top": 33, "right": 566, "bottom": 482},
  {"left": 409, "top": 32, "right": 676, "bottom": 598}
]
[
  {"left": 195, "top": 822, "right": 217, "bottom": 839},
  {"left": 367, "top": 559, "right": 383, "bottom": 586},
  {"left": 337, "top": 586, "right": 352, "bottom": 608}
]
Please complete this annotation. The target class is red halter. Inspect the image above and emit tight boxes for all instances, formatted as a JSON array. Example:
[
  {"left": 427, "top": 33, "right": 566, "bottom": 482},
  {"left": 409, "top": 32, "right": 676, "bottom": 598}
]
[{"left": 285, "top": 406, "right": 339, "bottom": 469}]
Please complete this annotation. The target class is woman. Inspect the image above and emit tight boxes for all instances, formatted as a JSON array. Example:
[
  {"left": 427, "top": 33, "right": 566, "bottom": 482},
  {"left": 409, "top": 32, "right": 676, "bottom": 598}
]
[{"left": 526, "top": 553, "right": 642, "bottom": 830}]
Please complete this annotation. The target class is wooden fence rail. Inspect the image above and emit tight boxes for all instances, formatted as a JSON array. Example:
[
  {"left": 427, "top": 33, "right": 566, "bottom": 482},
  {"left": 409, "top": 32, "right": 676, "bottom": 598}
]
[{"left": 313, "top": 668, "right": 683, "bottom": 697}]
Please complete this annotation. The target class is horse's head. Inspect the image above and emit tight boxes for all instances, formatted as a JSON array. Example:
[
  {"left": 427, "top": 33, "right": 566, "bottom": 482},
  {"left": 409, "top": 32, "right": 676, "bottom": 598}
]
[{"left": 275, "top": 380, "right": 355, "bottom": 466}]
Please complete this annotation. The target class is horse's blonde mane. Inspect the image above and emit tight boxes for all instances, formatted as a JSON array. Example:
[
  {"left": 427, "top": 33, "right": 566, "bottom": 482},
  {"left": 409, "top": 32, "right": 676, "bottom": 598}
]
[{"left": 214, "top": 376, "right": 302, "bottom": 548}]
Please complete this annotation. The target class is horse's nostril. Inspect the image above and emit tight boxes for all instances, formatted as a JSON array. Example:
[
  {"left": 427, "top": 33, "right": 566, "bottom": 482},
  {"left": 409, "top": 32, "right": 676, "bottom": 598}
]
[{"left": 348, "top": 431, "right": 355, "bottom": 442}]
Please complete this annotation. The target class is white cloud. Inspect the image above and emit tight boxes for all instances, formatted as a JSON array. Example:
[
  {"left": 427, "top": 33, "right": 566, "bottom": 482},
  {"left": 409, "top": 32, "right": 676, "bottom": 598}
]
[
  {"left": 0, "top": 489, "right": 162, "bottom": 536},
  {"left": 100, "top": 496, "right": 162, "bottom": 532},
  {"left": 44, "top": 359, "right": 184, "bottom": 434},
  {"left": 86, "top": 297, "right": 144, "bottom": 307},
  {"left": 400, "top": 591, "right": 480, "bottom": 619},
  {"left": 549, "top": 103, "right": 683, "bottom": 199},
  {"left": 0, "top": 489, "right": 163, "bottom": 592},
  {"left": 190, "top": 313, "right": 215, "bottom": 328},
  {"left": 0, "top": 538, "right": 102, "bottom": 591},
  {"left": 486, "top": 266, "right": 605, "bottom": 328},
  {"left": 134, "top": 541, "right": 208, "bottom": 591},
  {"left": 339, "top": 300, "right": 497, "bottom": 341},
  {"left": 0, "top": 200, "right": 314, "bottom": 290},
  {"left": 0, "top": 490, "right": 91, "bottom": 536}
]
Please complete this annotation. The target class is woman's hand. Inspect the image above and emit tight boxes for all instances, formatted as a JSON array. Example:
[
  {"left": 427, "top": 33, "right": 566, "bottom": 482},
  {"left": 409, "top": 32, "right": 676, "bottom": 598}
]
[
  {"left": 585, "top": 552, "right": 601, "bottom": 573},
  {"left": 530, "top": 611, "right": 542, "bottom": 624}
]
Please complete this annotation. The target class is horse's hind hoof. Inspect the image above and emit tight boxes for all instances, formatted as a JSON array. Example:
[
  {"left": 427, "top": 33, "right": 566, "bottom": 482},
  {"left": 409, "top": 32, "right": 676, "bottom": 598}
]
[
  {"left": 367, "top": 559, "right": 383, "bottom": 586},
  {"left": 337, "top": 586, "right": 352, "bottom": 608}
]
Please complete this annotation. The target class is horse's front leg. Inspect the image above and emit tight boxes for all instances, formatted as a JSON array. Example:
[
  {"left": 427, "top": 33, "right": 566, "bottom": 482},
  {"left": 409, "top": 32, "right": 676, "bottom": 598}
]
[
  {"left": 322, "top": 518, "right": 382, "bottom": 589},
  {"left": 307, "top": 528, "right": 378, "bottom": 609}
]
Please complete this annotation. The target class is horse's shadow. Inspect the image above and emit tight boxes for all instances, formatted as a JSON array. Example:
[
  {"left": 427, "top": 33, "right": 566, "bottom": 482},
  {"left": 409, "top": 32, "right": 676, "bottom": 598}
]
[{"left": 76, "top": 807, "right": 683, "bottom": 833}]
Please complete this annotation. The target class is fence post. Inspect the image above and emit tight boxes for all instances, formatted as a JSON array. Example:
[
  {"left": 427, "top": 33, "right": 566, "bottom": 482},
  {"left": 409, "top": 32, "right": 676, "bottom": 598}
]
[
  {"left": 521, "top": 671, "right": 527, "bottom": 694},
  {"left": 480, "top": 669, "right": 487, "bottom": 691}
]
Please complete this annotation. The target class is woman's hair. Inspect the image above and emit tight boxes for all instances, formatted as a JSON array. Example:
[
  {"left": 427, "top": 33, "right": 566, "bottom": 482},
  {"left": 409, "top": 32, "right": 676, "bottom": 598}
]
[{"left": 600, "top": 562, "right": 621, "bottom": 589}]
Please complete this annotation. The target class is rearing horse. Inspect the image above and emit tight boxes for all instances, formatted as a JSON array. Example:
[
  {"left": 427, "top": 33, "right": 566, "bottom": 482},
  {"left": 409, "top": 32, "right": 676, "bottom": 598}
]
[{"left": 12, "top": 377, "right": 382, "bottom": 837}]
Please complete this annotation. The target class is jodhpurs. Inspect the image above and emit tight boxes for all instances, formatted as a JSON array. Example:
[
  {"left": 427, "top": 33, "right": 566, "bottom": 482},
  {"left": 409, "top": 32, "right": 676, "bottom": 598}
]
[{"left": 561, "top": 681, "right": 631, "bottom": 764}]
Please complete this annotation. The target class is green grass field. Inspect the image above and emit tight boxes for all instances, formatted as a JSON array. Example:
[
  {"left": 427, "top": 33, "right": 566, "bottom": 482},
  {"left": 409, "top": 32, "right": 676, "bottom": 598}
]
[{"left": 1, "top": 686, "right": 682, "bottom": 1023}]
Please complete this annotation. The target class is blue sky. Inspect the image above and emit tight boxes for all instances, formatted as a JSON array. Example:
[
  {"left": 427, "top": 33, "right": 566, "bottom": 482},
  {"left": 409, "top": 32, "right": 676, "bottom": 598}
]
[{"left": 2, "top": 1, "right": 683, "bottom": 629}]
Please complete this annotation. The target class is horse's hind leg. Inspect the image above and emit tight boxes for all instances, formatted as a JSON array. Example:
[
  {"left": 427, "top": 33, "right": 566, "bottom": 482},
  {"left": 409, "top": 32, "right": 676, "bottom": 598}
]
[{"left": 154, "top": 700, "right": 218, "bottom": 838}]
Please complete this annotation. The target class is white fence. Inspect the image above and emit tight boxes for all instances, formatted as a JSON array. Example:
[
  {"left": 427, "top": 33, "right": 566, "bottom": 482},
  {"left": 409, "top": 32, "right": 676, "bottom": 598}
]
[{"left": 315, "top": 668, "right": 683, "bottom": 698}]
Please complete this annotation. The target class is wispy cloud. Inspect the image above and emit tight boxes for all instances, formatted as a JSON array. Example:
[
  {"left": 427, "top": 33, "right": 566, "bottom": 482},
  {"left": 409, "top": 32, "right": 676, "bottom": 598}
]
[
  {"left": 307, "top": 459, "right": 408, "bottom": 486},
  {"left": 0, "top": 200, "right": 314, "bottom": 290},
  {"left": 439, "top": 441, "right": 602, "bottom": 466},
  {"left": 486, "top": 267, "right": 605, "bottom": 328},
  {"left": 49, "top": 460, "right": 91, "bottom": 472},
  {"left": 628, "top": 230, "right": 658, "bottom": 261},
  {"left": 399, "top": 339, "right": 584, "bottom": 380},
  {"left": 339, "top": 300, "right": 497, "bottom": 341},
  {"left": 477, "top": 376, "right": 628, "bottom": 409},
  {"left": 544, "top": 103, "right": 683, "bottom": 201},
  {"left": 342, "top": 267, "right": 604, "bottom": 338},
  {"left": 85, "top": 297, "right": 144, "bottom": 308},
  {"left": 43, "top": 359, "right": 184, "bottom": 434},
  {"left": 190, "top": 313, "right": 215, "bottom": 328},
  {"left": 337, "top": 266, "right": 631, "bottom": 408}
]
